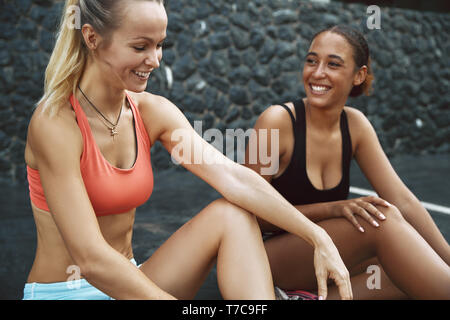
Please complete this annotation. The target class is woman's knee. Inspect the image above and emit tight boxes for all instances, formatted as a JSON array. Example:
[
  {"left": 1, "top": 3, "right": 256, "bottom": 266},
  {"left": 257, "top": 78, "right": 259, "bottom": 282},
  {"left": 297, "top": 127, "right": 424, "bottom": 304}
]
[
  {"left": 378, "top": 204, "right": 404, "bottom": 223},
  {"left": 206, "top": 198, "right": 259, "bottom": 231},
  {"left": 368, "top": 204, "right": 409, "bottom": 241}
]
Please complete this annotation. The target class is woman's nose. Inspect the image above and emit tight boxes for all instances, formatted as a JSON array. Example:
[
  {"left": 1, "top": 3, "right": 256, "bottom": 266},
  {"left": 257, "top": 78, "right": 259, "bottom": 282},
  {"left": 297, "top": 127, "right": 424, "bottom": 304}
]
[
  {"left": 312, "top": 62, "right": 326, "bottom": 78},
  {"left": 145, "top": 49, "right": 160, "bottom": 68}
]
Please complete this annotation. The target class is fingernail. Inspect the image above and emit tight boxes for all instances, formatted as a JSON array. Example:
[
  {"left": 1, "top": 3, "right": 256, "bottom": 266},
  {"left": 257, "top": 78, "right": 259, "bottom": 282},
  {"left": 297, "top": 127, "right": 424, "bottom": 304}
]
[
  {"left": 380, "top": 213, "right": 386, "bottom": 220},
  {"left": 359, "top": 226, "right": 365, "bottom": 233},
  {"left": 319, "top": 296, "right": 324, "bottom": 300},
  {"left": 373, "top": 221, "right": 380, "bottom": 227},
  {"left": 385, "top": 201, "right": 391, "bottom": 207}
]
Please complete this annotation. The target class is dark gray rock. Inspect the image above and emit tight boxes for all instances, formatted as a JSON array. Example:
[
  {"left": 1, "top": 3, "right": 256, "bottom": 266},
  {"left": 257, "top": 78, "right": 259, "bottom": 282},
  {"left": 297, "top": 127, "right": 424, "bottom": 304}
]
[
  {"left": 183, "top": 94, "right": 206, "bottom": 113},
  {"left": 201, "top": 112, "right": 216, "bottom": 131},
  {"left": 277, "top": 41, "right": 295, "bottom": 59},
  {"left": 209, "top": 32, "right": 230, "bottom": 50},
  {"left": 250, "top": 29, "right": 265, "bottom": 49},
  {"left": 230, "top": 13, "right": 252, "bottom": 31},
  {"left": 0, "top": 50, "right": 11, "bottom": 67},
  {"left": 252, "top": 65, "right": 271, "bottom": 87},
  {"left": 258, "top": 38, "right": 276, "bottom": 64},
  {"left": 213, "top": 95, "right": 230, "bottom": 118},
  {"left": 208, "top": 15, "right": 229, "bottom": 32},
  {"left": 204, "top": 73, "right": 230, "bottom": 93},
  {"left": 172, "top": 54, "right": 196, "bottom": 81},
  {"left": 163, "top": 49, "right": 176, "bottom": 65},
  {"left": 208, "top": 51, "right": 229, "bottom": 76},
  {"left": 266, "top": 26, "right": 278, "bottom": 39},
  {"left": 228, "top": 65, "right": 252, "bottom": 85},
  {"left": 169, "top": 82, "right": 186, "bottom": 104},
  {"left": 230, "top": 28, "right": 250, "bottom": 50},
  {"left": 16, "top": 0, "right": 33, "bottom": 15},
  {"left": 196, "top": 3, "right": 214, "bottom": 20},
  {"left": 176, "top": 32, "right": 193, "bottom": 53},
  {"left": 183, "top": 7, "right": 198, "bottom": 24},
  {"left": 225, "top": 106, "right": 241, "bottom": 123},
  {"left": 167, "top": 12, "right": 185, "bottom": 32},
  {"left": 227, "top": 47, "right": 241, "bottom": 67},
  {"left": 204, "top": 87, "right": 218, "bottom": 110},
  {"left": 0, "top": 131, "right": 11, "bottom": 151},
  {"left": 229, "top": 86, "right": 250, "bottom": 105},
  {"left": 278, "top": 25, "right": 297, "bottom": 42},
  {"left": 241, "top": 48, "right": 257, "bottom": 67},
  {"left": 273, "top": 9, "right": 298, "bottom": 25}
]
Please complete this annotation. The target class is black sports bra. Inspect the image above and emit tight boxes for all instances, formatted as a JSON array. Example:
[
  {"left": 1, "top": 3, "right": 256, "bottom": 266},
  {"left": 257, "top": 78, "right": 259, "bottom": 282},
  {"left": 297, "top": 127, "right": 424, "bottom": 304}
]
[{"left": 271, "top": 99, "right": 353, "bottom": 206}]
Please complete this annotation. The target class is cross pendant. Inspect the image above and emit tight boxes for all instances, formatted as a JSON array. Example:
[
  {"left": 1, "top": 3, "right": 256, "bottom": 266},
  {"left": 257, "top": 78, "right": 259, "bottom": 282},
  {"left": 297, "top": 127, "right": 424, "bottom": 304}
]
[{"left": 111, "top": 127, "right": 118, "bottom": 138}]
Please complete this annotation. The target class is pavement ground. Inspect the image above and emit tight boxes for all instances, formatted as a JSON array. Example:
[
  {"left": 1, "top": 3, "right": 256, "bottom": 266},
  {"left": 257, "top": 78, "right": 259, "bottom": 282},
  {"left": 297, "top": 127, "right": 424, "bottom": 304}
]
[{"left": 0, "top": 154, "right": 448, "bottom": 300}]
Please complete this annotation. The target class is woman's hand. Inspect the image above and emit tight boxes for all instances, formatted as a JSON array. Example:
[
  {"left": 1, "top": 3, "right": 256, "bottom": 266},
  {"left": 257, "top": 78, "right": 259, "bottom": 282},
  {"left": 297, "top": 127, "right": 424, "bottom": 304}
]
[
  {"left": 313, "top": 230, "right": 353, "bottom": 300},
  {"left": 328, "top": 196, "right": 390, "bottom": 232}
]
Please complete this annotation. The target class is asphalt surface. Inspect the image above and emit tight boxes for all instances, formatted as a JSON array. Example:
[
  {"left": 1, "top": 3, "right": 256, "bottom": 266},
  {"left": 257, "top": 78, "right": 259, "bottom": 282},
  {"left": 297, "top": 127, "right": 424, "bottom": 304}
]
[{"left": 0, "top": 154, "right": 448, "bottom": 300}]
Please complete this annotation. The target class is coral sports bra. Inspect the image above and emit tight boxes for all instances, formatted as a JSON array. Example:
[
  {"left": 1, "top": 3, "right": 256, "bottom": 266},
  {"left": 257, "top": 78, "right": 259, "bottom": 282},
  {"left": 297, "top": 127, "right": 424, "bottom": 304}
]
[{"left": 27, "top": 93, "right": 154, "bottom": 216}]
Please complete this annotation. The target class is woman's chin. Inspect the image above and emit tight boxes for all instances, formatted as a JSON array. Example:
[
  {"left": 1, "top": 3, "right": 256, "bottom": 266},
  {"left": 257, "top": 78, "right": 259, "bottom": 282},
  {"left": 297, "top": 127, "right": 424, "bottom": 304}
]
[
  {"left": 126, "top": 81, "right": 148, "bottom": 93},
  {"left": 127, "top": 87, "right": 147, "bottom": 93},
  {"left": 305, "top": 93, "right": 327, "bottom": 105}
]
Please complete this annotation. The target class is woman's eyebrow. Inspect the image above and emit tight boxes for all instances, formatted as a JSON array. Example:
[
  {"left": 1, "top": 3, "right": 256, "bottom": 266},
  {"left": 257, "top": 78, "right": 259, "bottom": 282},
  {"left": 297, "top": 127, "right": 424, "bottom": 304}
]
[
  {"left": 305, "top": 52, "right": 345, "bottom": 64},
  {"left": 132, "top": 36, "right": 166, "bottom": 42},
  {"left": 328, "top": 54, "right": 345, "bottom": 63},
  {"left": 305, "top": 52, "right": 318, "bottom": 58}
]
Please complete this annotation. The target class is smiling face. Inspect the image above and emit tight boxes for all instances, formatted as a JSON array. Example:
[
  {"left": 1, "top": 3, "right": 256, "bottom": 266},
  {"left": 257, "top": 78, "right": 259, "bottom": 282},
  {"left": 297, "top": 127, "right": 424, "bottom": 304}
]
[
  {"left": 92, "top": 0, "right": 167, "bottom": 92},
  {"left": 303, "top": 31, "right": 366, "bottom": 109}
]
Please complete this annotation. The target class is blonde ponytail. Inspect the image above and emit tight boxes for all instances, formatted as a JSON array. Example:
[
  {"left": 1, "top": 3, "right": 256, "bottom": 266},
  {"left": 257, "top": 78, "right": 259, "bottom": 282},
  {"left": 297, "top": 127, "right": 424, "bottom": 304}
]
[{"left": 38, "top": 0, "right": 86, "bottom": 117}]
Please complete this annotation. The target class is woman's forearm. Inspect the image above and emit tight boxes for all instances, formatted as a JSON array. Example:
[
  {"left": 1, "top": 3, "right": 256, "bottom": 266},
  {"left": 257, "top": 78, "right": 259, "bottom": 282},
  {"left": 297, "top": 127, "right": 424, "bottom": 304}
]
[
  {"left": 293, "top": 202, "right": 335, "bottom": 223},
  {"left": 227, "top": 165, "right": 327, "bottom": 247},
  {"left": 81, "top": 245, "right": 176, "bottom": 300}
]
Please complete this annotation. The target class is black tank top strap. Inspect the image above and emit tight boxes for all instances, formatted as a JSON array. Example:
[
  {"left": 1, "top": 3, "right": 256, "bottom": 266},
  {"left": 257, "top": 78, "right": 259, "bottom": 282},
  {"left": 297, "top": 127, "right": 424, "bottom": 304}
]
[
  {"left": 292, "top": 99, "right": 307, "bottom": 168},
  {"left": 278, "top": 104, "right": 296, "bottom": 128},
  {"left": 340, "top": 109, "right": 353, "bottom": 179}
]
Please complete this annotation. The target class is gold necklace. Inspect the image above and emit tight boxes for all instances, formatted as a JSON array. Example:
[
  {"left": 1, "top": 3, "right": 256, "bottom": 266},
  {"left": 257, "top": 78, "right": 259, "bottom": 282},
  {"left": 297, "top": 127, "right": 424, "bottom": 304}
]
[{"left": 78, "top": 85, "right": 123, "bottom": 139}]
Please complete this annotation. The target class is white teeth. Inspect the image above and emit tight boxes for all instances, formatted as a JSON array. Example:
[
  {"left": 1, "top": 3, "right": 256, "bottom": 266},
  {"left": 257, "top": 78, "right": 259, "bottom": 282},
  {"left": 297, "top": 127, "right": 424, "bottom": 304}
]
[
  {"left": 134, "top": 71, "right": 150, "bottom": 78},
  {"left": 311, "top": 85, "right": 330, "bottom": 92}
]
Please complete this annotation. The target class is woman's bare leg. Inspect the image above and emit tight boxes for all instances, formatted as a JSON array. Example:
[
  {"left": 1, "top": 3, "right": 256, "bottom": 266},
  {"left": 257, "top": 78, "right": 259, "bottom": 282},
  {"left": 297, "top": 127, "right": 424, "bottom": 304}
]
[
  {"left": 265, "top": 205, "right": 450, "bottom": 299},
  {"left": 399, "top": 202, "right": 450, "bottom": 265},
  {"left": 139, "top": 198, "right": 275, "bottom": 300},
  {"left": 328, "top": 258, "right": 408, "bottom": 300}
]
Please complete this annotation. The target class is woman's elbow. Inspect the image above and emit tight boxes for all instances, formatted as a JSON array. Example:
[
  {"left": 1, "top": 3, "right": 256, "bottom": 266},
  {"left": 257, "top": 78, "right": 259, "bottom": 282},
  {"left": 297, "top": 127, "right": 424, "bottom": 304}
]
[{"left": 68, "top": 242, "right": 109, "bottom": 279}]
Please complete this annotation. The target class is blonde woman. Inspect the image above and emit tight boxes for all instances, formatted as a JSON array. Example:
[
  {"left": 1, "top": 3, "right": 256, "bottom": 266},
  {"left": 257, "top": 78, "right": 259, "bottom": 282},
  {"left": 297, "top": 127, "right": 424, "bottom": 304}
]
[
  {"left": 23, "top": 0, "right": 353, "bottom": 300},
  {"left": 245, "top": 25, "right": 450, "bottom": 299}
]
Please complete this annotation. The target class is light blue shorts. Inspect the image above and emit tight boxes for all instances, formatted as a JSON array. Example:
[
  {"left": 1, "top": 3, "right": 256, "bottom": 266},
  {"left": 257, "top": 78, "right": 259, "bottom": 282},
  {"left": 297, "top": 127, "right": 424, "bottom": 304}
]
[{"left": 23, "top": 258, "right": 139, "bottom": 300}]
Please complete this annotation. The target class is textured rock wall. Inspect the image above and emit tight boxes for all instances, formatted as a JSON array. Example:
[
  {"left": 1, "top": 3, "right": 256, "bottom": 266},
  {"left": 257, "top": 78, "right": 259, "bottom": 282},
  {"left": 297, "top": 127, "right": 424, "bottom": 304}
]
[{"left": 0, "top": 0, "right": 449, "bottom": 183}]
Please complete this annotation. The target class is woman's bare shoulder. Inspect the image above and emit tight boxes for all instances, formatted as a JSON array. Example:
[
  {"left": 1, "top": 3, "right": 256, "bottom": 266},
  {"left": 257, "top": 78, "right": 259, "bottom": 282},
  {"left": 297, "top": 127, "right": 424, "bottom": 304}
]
[
  {"left": 26, "top": 100, "right": 83, "bottom": 169},
  {"left": 343, "top": 105, "right": 378, "bottom": 150},
  {"left": 255, "top": 102, "right": 295, "bottom": 130},
  {"left": 127, "top": 90, "right": 171, "bottom": 114},
  {"left": 343, "top": 106, "right": 373, "bottom": 130},
  {"left": 126, "top": 91, "right": 185, "bottom": 145}
]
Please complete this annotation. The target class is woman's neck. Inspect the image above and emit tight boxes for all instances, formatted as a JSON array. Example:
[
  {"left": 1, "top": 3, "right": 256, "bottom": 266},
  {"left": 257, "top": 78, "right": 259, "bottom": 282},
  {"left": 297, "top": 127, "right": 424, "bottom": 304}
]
[
  {"left": 77, "top": 60, "right": 126, "bottom": 117},
  {"left": 304, "top": 99, "right": 344, "bottom": 132}
]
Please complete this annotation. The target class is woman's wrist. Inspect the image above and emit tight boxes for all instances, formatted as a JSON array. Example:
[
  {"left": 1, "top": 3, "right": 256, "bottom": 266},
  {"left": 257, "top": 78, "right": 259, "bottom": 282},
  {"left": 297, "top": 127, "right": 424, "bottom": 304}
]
[
  {"left": 299, "top": 224, "right": 330, "bottom": 248},
  {"left": 324, "top": 201, "right": 339, "bottom": 219}
]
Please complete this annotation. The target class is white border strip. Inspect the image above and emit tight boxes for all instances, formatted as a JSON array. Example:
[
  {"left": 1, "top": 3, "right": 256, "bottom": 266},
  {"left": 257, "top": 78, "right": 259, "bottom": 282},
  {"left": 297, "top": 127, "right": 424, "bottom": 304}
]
[{"left": 349, "top": 186, "right": 450, "bottom": 216}]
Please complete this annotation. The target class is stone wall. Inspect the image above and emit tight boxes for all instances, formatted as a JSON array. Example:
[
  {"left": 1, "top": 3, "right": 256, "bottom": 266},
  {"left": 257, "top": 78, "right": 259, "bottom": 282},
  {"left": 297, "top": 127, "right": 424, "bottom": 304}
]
[{"left": 0, "top": 0, "right": 449, "bottom": 184}]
